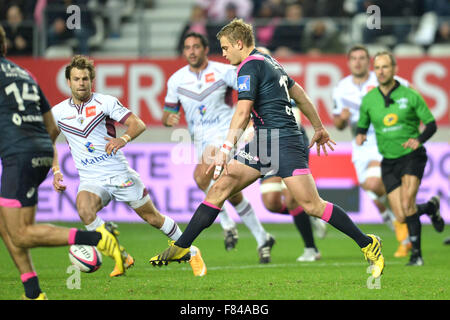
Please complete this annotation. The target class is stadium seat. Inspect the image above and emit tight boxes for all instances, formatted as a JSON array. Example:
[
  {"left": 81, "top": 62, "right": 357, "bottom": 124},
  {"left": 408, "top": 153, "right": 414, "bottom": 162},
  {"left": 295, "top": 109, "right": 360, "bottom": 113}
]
[
  {"left": 427, "top": 44, "right": 450, "bottom": 57},
  {"left": 365, "top": 44, "right": 390, "bottom": 56},
  {"left": 393, "top": 44, "right": 425, "bottom": 57},
  {"left": 44, "top": 45, "right": 74, "bottom": 58}
]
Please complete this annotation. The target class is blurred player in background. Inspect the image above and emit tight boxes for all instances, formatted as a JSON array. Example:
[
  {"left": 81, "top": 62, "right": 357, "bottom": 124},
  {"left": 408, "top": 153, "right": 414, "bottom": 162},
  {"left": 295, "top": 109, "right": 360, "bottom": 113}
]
[
  {"left": 150, "top": 19, "right": 385, "bottom": 280},
  {"left": 333, "top": 45, "right": 412, "bottom": 257},
  {"left": 256, "top": 46, "right": 326, "bottom": 262},
  {"left": 356, "top": 51, "right": 444, "bottom": 266},
  {"left": 0, "top": 26, "right": 124, "bottom": 300},
  {"left": 163, "top": 32, "right": 275, "bottom": 263},
  {"left": 51, "top": 55, "right": 206, "bottom": 276}
]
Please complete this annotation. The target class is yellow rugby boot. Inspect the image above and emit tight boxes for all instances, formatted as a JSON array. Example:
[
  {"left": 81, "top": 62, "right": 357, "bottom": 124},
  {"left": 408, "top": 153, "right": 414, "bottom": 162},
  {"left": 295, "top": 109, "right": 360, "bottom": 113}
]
[
  {"left": 149, "top": 241, "right": 191, "bottom": 266},
  {"left": 22, "top": 292, "right": 48, "bottom": 300},
  {"left": 361, "top": 234, "right": 385, "bottom": 278},
  {"left": 96, "top": 222, "right": 125, "bottom": 277}
]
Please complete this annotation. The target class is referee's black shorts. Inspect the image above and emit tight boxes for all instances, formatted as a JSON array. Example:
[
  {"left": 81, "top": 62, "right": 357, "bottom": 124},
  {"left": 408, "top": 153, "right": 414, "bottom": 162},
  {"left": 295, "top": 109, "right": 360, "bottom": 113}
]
[
  {"left": 381, "top": 146, "right": 428, "bottom": 194},
  {"left": 0, "top": 152, "right": 53, "bottom": 208}
]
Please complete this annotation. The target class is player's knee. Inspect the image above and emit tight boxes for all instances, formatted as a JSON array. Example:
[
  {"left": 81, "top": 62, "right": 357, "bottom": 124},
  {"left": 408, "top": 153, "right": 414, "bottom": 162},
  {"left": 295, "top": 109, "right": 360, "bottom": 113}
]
[
  {"left": 363, "top": 177, "right": 383, "bottom": 195},
  {"left": 9, "top": 227, "right": 32, "bottom": 248},
  {"left": 76, "top": 205, "right": 97, "bottom": 225},
  {"left": 208, "top": 180, "right": 232, "bottom": 203},
  {"left": 262, "top": 193, "right": 283, "bottom": 212}
]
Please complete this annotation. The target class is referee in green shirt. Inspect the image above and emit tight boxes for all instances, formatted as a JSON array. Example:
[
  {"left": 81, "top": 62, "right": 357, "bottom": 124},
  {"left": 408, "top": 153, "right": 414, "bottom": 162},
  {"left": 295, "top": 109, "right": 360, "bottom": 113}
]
[{"left": 356, "top": 51, "right": 444, "bottom": 266}]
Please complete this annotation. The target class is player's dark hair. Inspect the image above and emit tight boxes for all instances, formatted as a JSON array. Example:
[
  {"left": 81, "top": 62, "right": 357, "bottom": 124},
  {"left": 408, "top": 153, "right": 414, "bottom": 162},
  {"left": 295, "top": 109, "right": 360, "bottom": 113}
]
[
  {"left": 0, "top": 25, "right": 6, "bottom": 57},
  {"left": 65, "top": 55, "right": 96, "bottom": 80},
  {"left": 183, "top": 32, "right": 209, "bottom": 49},
  {"left": 347, "top": 44, "right": 370, "bottom": 59},
  {"left": 216, "top": 18, "right": 255, "bottom": 47},
  {"left": 373, "top": 51, "right": 397, "bottom": 67}
]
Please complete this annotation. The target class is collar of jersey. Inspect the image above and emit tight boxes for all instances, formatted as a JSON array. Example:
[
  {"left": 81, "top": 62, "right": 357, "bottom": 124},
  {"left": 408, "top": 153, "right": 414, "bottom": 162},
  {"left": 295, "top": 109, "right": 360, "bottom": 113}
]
[{"left": 377, "top": 80, "right": 400, "bottom": 108}]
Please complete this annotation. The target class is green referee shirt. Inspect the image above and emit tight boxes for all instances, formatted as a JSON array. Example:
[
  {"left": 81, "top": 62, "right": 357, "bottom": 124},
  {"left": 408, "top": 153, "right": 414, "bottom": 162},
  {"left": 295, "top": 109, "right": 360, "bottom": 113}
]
[{"left": 358, "top": 81, "right": 435, "bottom": 159}]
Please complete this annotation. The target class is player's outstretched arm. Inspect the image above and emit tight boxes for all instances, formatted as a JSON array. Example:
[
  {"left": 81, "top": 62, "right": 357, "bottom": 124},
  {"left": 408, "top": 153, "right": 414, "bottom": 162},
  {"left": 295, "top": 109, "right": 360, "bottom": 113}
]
[
  {"left": 104, "top": 113, "right": 145, "bottom": 155},
  {"left": 289, "top": 83, "right": 335, "bottom": 156}
]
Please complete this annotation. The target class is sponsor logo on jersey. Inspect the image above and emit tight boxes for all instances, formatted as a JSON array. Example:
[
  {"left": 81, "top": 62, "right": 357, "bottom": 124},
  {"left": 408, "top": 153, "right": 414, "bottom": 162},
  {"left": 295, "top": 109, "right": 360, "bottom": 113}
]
[
  {"left": 85, "top": 141, "right": 95, "bottom": 153},
  {"left": 198, "top": 105, "right": 206, "bottom": 116},
  {"left": 205, "top": 72, "right": 215, "bottom": 83},
  {"left": 396, "top": 97, "right": 408, "bottom": 109},
  {"left": 119, "top": 178, "right": 135, "bottom": 188},
  {"left": 86, "top": 105, "right": 96, "bottom": 117},
  {"left": 238, "top": 150, "right": 259, "bottom": 162},
  {"left": 81, "top": 152, "right": 113, "bottom": 166},
  {"left": 238, "top": 75, "right": 251, "bottom": 92},
  {"left": 383, "top": 113, "right": 398, "bottom": 126}
]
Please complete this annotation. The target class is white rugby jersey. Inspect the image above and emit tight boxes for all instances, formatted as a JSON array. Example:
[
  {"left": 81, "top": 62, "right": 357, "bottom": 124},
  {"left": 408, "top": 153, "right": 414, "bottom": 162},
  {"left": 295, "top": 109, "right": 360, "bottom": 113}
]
[
  {"left": 52, "top": 92, "right": 132, "bottom": 181},
  {"left": 332, "top": 71, "right": 409, "bottom": 147},
  {"left": 164, "top": 60, "right": 237, "bottom": 142}
]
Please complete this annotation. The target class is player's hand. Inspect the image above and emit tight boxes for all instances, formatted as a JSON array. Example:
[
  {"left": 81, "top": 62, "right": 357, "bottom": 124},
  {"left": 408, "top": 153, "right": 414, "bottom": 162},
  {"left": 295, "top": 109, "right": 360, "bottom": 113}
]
[
  {"left": 52, "top": 172, "right": 66, "bottom": 192},
  {"left": 206, "top": 150, "right": 229, "bottom": 180},
  {"left": 402, "top": 138, "right": 420, "bottom": 150},
  {"left": 340, "top": 108, "right": 351, "bottom": 121},
  {"left": 166, "top": 113, "right": 180, "bottom": 126},
  {"left": 355, "top": 134, "right": 367, "bottom": 146},
  {"left": 104, "top": 136, "right": 127, "bottom": 155},
  {"left": 309, "top": 126, "right": 336, "bottom": 156}
]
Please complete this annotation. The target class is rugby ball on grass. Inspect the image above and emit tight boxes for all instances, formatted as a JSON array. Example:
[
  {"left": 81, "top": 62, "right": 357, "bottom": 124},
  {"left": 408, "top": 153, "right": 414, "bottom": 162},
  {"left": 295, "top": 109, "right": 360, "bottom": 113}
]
[{"left": 69, "top": 245, "right": 102, "bottom": 273}]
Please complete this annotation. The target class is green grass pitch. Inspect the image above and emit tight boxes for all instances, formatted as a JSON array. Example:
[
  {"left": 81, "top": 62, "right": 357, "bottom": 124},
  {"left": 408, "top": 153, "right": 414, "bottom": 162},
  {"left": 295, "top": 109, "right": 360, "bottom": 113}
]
[{"left": 1, "top": 222, "right": 449, "bottom": 300}]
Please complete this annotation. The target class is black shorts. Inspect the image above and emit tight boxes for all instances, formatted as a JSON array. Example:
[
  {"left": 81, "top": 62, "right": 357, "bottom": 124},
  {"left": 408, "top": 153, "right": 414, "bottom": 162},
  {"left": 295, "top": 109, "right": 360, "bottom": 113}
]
[
  {"left": 381, "top": 147, "right": 428, "bottom": 194},
  {"left": 0, "top": 152, "right": 53, "bottom": 208},
  {"left": 235, "top": 129, "right": 310, "bottom": 179}
]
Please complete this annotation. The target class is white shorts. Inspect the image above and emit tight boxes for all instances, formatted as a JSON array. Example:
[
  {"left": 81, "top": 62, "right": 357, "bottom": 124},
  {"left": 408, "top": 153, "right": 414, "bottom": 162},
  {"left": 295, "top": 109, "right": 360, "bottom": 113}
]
[
  {"left": 78, "top": 168, "right": 149, "bottom": 209},
  {"left": 352, "top": 142, "right": 383, "bottom": 184}
]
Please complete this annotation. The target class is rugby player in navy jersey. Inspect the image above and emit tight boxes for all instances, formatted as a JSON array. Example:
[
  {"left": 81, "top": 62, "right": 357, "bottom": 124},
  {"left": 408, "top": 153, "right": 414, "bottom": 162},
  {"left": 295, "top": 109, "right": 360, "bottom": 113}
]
[
  {"left": 0, "top": 26, "right": 125, "bottom": 299},
  {"left": 150, "top": 19, "right": 385, "bottom": 279}
]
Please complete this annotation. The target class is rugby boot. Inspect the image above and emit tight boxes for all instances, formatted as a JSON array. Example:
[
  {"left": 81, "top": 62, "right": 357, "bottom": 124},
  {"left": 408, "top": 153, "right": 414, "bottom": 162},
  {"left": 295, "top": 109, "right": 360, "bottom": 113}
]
[
  {"left": 428, "top": 196, "right": 444, "bottom": 233},
  {"left": 224, "top": 227, "right": 238, "bottom": 251},
  {"left": 149, "top": 241, "right": 191, "bottom": 266},
  {"left": 361, "top": 234, "right": 385, "bottom": 278},
  {"left": 96, "top": 222, "right": 125, "bottom": 277},
  {"left": 189, "top": 245, "right": 207, "bottom": 277},
  {"left": 22, "top": 292, "right": 48, "bottom": 300},
  {"left": 258, "top": 234, "right": 275, "bottom": 264}
]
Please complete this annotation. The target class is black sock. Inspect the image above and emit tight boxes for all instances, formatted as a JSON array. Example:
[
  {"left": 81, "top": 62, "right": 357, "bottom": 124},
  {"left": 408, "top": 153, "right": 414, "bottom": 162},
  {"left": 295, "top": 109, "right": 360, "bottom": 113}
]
[
  {"left": 74, "top": 230, "right": 102, "bottom": 246},
  {"left": 290, "top": 209, "right": 316, "bottom": 249},
  {"left": 21, "top": 274, "right": 42, "bottom": 299},
  {"left": 416, "top": 201, "right": 436, "bottom": 216},
  {"left": 175, "top": 202, "right": 220, "bottom": 248},
  {"left": 323, "top": 203, "right": 372, "bottom": 248},
  {"left": 278, "top": 205, "right": 290, "bottom": 215},
  {"left": 405, "top": 213, "right": 422, "bottom": 256}
]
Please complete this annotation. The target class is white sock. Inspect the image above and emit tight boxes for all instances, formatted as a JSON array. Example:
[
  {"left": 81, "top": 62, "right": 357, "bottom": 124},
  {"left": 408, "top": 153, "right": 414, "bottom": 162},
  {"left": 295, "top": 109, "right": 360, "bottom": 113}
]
[
  {"left": 218, "top": 207, "right": 237, "bottom": 231},
  {"left": 160, "top": 215, "right": 182, "bottom": 241},
  {"left": 234, "top": 197, "right": 267, "bottom": 247},
  {"left": 85, "top": 216, "right": 105, "bottom": 231},
  {"left": 205, "top": 180, "right": 236, "bottom": 231}
]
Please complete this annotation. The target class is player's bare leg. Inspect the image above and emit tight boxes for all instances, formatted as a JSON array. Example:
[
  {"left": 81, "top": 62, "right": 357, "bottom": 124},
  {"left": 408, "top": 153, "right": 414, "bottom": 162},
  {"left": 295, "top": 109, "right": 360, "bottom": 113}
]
[
  {"left": 361, "top": 161, "right": 410, "bottom": 257},
  {"left": 149, "top": 160, "right": 261, "bottom": 265},
  {"left": 0, "top": 209, "right": 45, "bottom": 299},
  {"left": 283, "top": 173, "right": 384, "bottom": 278},
  {"left": 261, "top": 176, "right": 323, "bottom": 261},
  {"left": 194, "top": 152, "right": 238, "bottom": 249}
]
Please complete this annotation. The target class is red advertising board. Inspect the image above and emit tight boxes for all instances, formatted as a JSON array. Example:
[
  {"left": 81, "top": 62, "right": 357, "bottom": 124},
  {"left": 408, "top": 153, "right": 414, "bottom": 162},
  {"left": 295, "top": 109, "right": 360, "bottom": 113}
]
[{"left": 10, "top": 56, "right": 450, "bottom": 127}]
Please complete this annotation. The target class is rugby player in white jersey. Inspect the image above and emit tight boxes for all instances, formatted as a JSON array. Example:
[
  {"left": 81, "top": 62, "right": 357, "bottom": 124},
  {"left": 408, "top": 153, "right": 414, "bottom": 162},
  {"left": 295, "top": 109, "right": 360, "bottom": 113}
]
[
  {"left": 51, "top": 55, "right": 206, "bottom": 277},
  {"left": 162, "top": 32, "right": 275, "bottom": 263},
  {"left": 332, "top": 45, "right": 410, "bottom": 257}
]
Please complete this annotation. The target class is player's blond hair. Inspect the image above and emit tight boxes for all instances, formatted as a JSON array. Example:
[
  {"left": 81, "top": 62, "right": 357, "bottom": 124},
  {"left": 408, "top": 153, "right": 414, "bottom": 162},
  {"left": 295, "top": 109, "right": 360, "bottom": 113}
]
[
  {"left": 373, "top": 51, "right": 397, "bottom": 67},
  {"left": 216, "top": 18, "right": 255, "bottom": 47},
  {"left": 65, "top": 55, "right": 96, "bottom": 80}
]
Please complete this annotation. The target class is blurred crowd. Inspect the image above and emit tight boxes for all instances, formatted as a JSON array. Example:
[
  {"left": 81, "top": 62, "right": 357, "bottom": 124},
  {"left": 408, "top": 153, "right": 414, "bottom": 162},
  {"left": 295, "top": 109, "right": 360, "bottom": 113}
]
[
  {"left": 0, "top": 0, "right": 449, "bottom": 57},
  {"left": 179, "top": 0, "right": 450, "bottom": 56}
]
